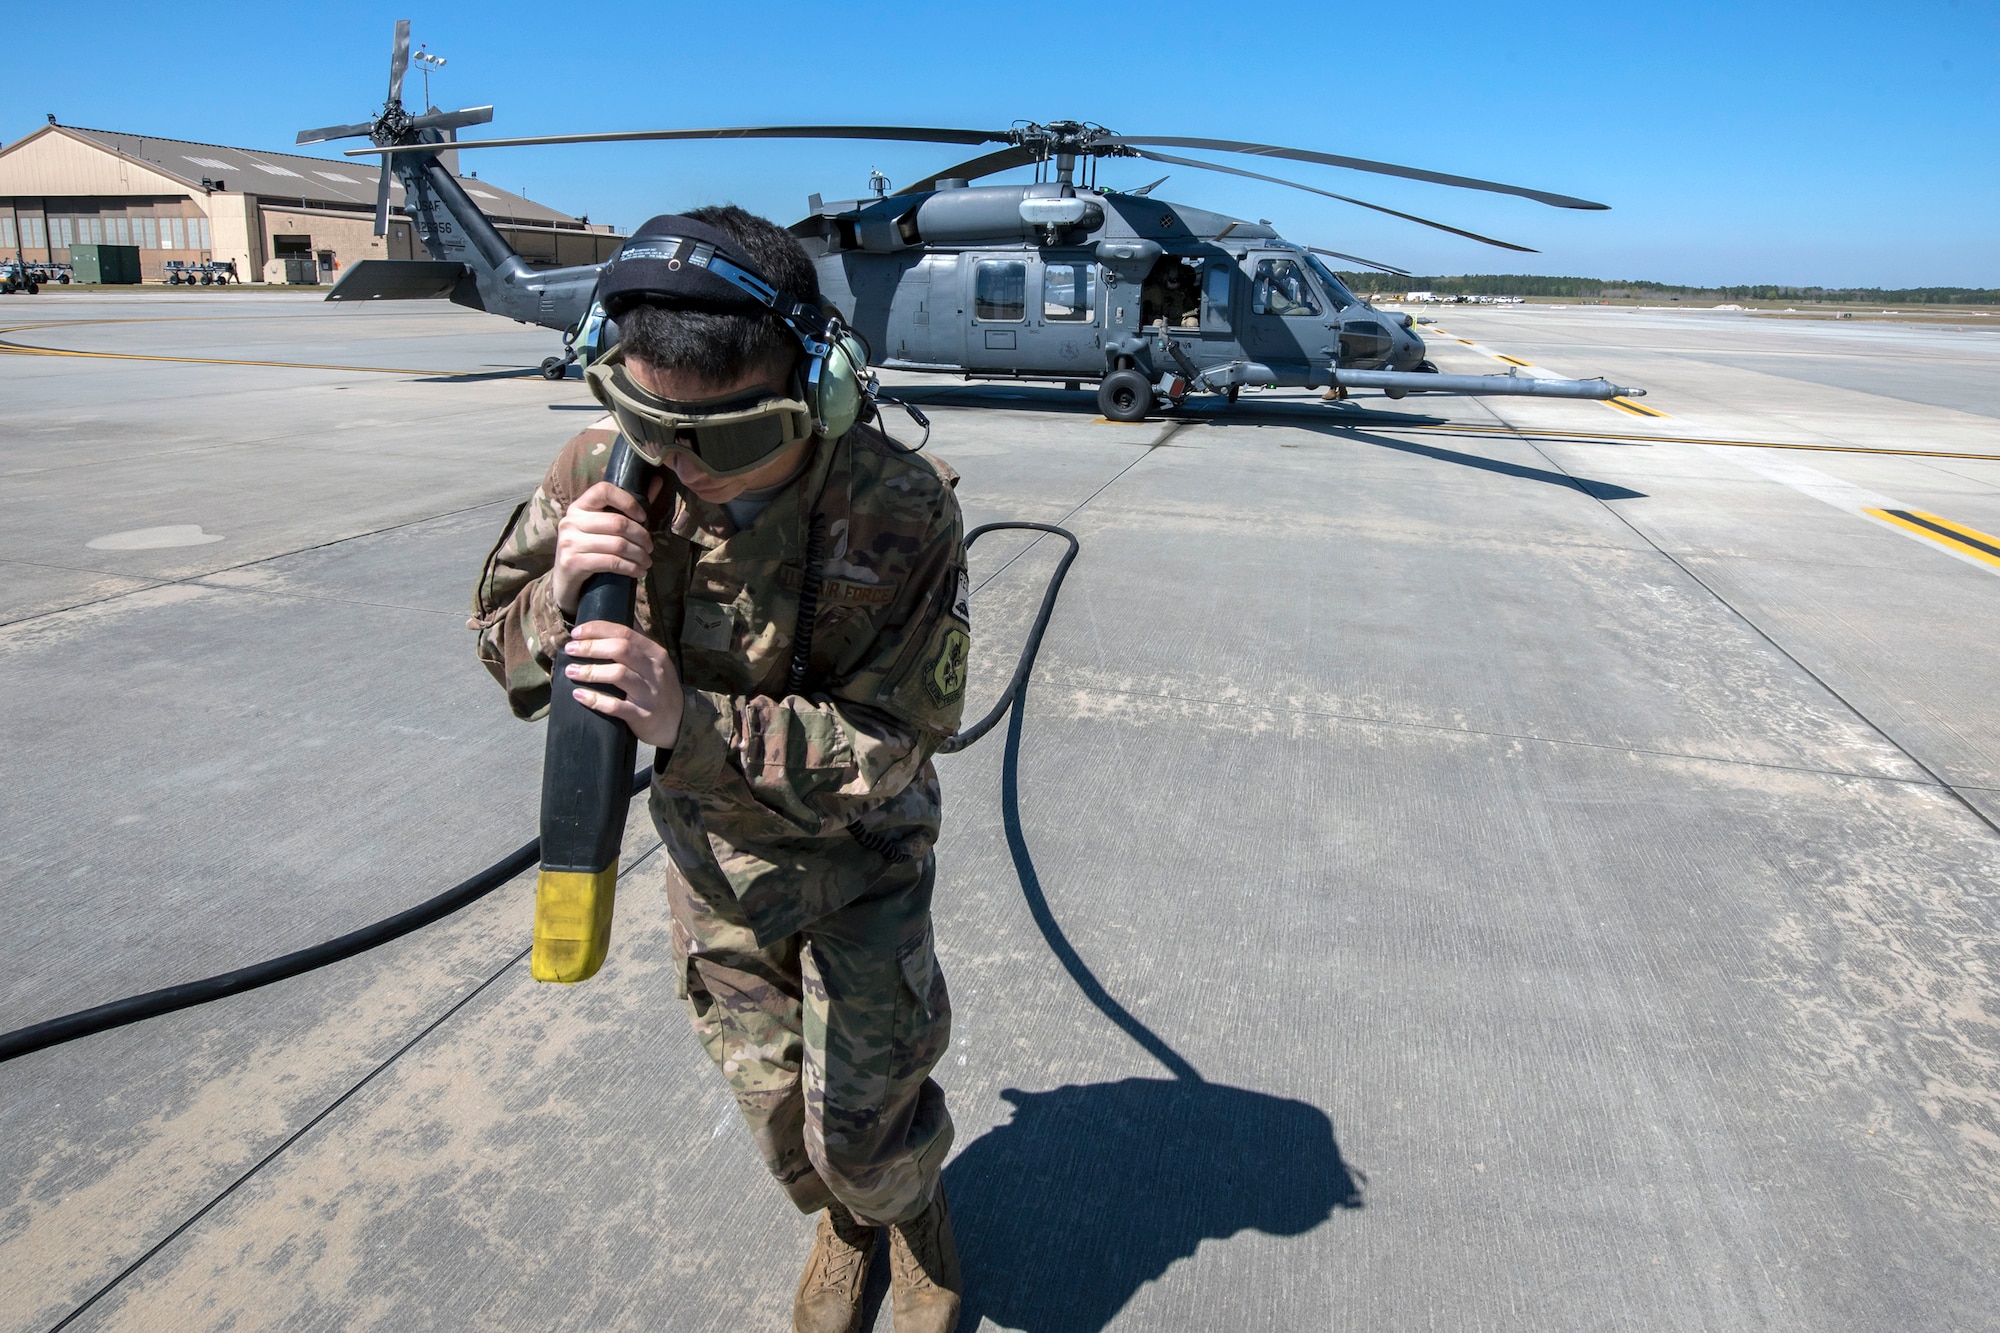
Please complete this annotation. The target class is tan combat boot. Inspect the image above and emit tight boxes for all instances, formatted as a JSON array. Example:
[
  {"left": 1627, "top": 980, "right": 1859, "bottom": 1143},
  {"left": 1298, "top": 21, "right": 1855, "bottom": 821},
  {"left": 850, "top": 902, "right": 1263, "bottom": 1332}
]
[
  {"left": 792, "top": 1201, "right": 878, "bottom": 1333},
  {"left": 887, "top": 1181, "right": 962, "bottom": 1333}
]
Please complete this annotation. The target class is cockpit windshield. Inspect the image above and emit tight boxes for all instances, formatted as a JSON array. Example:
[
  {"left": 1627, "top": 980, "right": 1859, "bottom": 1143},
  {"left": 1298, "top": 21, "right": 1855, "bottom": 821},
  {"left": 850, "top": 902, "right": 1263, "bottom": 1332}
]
[{"left": 1303, "top": 254, "right": 1358, "bottom": 311}]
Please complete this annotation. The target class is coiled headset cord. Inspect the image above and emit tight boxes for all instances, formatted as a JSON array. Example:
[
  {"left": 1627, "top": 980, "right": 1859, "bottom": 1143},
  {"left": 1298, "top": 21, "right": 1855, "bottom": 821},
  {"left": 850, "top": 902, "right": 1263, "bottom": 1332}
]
[{"left": 0, "top": 522, "right": 1079, "bottom": 1064}]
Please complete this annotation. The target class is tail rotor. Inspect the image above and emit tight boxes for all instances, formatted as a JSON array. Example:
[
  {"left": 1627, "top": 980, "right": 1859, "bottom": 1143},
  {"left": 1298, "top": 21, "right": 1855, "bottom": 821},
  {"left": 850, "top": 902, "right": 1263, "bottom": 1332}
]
[{"left": 295, "top": 19, "right": 493, "bottom": 237}]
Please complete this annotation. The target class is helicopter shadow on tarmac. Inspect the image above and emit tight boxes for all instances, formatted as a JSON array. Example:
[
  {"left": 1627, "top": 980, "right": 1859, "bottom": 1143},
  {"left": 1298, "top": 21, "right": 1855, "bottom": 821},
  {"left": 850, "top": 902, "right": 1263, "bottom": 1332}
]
[
  {"left": 876, "top": 386, "right": 1645, "bottom": 501},
  {"left": 1256, "top": 416, "right": 1648, "bottom": 498},
  {"left": 912, "top": 696, "right": 1366, "bottom": 1333}
]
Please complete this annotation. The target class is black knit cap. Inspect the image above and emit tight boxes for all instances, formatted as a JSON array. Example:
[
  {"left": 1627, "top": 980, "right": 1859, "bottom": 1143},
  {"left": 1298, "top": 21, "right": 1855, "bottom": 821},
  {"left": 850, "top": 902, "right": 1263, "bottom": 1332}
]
[{"left": 597, "top": 213, "right": 816, "bottom": 322}]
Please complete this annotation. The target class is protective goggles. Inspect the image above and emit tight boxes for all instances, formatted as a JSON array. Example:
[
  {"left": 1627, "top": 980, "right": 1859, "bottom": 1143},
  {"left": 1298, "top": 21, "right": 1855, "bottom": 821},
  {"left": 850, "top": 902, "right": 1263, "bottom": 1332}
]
[{"left": 584, "top": 347, "right": 815, "bottom": 477}]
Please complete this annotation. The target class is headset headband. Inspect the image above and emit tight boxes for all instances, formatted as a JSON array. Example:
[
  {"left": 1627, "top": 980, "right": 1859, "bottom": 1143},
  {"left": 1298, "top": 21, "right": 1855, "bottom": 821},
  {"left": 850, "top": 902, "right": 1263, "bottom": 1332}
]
[{"left": 599, "top": 216, "right": 828, "bottom": 351}]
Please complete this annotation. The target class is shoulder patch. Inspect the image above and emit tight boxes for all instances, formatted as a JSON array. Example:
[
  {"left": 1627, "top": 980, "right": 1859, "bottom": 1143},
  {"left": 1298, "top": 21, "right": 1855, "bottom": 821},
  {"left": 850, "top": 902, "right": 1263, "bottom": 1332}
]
[
  {"left": 950, "top": 567, "right": 970, "bottom": 625},
  {"left": 924, "top": 626, "right": 971, "bottom": 707}
]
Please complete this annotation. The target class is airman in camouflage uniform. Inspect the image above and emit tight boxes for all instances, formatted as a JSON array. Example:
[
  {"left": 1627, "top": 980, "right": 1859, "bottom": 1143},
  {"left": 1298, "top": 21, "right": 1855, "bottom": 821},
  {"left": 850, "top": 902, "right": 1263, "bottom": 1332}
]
[{"left": 471, "top": 205, "right": 969, "bottom": 1332}]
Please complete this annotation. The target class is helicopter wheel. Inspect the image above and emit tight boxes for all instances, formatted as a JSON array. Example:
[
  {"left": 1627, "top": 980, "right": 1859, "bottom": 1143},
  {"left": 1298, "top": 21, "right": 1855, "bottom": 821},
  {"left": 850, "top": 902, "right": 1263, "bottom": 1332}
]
[
  {"left": 1226, "top": 384, "right": 1241, "bottom": 405},
  {"left": 540, "top": 356, "right": 569, "bottom": 381},
  {"left": 1097, "top": 368, "right": 1153, "bottom": 423},
  {"left": 26, "top": 281, "right": 38, "bottom": 295}
]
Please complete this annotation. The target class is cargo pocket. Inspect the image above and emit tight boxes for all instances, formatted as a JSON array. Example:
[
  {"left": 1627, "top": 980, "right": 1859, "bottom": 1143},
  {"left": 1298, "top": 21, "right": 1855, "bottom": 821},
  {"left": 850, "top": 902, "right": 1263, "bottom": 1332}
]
[
  {"left": 898, "top": 922, "right": 936, "bottom": 1020},
  {"left": 891, "top": 921, "right": 949, "bottom": 1082}
]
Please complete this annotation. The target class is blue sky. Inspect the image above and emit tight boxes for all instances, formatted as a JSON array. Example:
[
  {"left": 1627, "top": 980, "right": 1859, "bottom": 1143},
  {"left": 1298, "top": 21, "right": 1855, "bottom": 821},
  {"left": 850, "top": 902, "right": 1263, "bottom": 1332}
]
[{"left": 5, "top": 0, "right": 1994, "bottom": 286}]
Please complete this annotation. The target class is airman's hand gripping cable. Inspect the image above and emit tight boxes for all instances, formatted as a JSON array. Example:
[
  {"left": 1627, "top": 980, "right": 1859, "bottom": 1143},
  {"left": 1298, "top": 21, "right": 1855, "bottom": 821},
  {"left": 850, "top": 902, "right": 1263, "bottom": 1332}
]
[{"left": 531, "top": 436, "right": 657, "bottom": 983}]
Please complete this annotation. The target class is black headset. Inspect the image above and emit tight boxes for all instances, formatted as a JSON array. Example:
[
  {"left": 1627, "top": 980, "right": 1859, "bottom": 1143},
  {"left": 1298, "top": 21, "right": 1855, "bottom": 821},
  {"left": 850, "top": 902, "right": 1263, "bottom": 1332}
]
[{"left": 595, "top": 217, "right": 872, "bottom": 438}]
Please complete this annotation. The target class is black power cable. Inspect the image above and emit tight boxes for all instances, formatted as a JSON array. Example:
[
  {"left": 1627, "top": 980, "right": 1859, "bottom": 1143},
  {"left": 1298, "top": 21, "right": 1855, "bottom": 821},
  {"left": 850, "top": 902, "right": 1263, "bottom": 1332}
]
[
  {"left": 0, "top": 774, "right": 644, "bottom": 1064},
  {"left": 0, "top": 522, "right": 1078, "bottom": 1063},
  {"left": 941, "top": 523, "right": 1081, "bottom": 754}
]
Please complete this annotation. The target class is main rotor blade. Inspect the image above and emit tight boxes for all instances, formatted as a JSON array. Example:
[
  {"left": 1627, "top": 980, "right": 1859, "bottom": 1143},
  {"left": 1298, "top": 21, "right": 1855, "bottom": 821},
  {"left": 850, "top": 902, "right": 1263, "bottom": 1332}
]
[
  {"left": 1109, "top": 134, "right": 1607, "bottom": 210},
  {"left": 387, "top": 19, "right": 410, "bottom": 107},
  {"left": 1128, "top": 148, "right": 1537, "bottom": 253},
  {"left": 373, "top": 155, "right": 393, "bottom": 236},
  {"left": 296, "top": 120, "right": 376, "bottom": 146},
  {"left": 407, "top": 106, "right": 495, "bottom": 133},
  {"left": 352, "top": 123, "right": 1011, "bottom": 157},
  {"left": 1306, "top": 245, "right": 1410, "bottom": 277},
  {"left": 894, "top": 145, "right": 1040, "bottom": 195}
]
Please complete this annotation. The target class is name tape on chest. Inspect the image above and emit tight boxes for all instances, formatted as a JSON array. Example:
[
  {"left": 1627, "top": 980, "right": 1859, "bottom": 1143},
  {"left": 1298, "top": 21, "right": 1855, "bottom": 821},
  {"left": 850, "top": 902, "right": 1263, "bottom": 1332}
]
[{"left": 779, "top": 567, "right": 898, "bottom": 607}]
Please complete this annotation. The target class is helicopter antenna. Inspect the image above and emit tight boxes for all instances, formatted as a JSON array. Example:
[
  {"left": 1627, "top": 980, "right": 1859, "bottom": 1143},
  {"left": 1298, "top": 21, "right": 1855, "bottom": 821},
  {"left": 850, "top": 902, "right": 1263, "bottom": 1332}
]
[{"left": 868, "top": 168, "right": 889, "bottom": 198}]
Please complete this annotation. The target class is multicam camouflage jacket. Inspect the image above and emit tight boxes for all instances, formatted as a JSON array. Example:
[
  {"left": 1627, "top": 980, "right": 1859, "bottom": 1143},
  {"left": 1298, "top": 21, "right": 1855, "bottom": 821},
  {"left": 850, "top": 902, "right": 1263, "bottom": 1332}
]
[{"left": 472, "top": 417, "right": 969, "bottom": 945}]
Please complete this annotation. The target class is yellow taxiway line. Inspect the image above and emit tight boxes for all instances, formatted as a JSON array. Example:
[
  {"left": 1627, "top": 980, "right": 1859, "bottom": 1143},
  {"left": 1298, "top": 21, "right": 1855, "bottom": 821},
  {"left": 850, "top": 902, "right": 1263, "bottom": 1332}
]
[
  {"left": 0, "top": 338, "right": 512, "bottom": 378},
  {"left": 1605, "top": 395, "right": 1669, "bottom": 418},
  {"left": 1864, "top": 508, "right": 2000, "bottom": 570}
]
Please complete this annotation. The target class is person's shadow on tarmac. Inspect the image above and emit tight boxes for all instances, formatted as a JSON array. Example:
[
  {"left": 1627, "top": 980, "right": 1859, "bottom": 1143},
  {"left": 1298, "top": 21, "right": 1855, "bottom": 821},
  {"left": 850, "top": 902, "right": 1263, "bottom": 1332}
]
[
  {"left": 900, "top": 691, "right": 1363, "bottom": 1331},
  {"left": 946, "top": 1076, "right": 1361, "bottom": 1331}
]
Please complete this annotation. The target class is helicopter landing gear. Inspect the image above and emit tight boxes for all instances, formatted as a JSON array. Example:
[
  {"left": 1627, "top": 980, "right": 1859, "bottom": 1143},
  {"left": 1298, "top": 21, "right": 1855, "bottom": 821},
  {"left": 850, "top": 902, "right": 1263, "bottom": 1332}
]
[
  {"left": 540, "top": 354, "right": 573, "bottom": 381},
  {"left": 1226, "top": 384, "right": 1241, "bottom": 405},
  {"left": 1097, "top": 368, "right": 1153, "bottom": 423}
]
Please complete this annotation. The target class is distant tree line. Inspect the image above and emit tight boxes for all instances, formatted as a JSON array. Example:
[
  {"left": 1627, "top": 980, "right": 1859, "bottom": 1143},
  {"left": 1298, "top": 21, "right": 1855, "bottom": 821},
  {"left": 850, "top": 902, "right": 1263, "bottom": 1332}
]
[{"left": 1328, "top": 272, "right": 2000, "bottom": 305}]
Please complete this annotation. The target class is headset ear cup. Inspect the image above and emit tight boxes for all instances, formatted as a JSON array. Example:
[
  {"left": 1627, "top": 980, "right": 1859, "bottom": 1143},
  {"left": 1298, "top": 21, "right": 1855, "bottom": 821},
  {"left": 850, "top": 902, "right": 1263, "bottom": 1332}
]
[{"left": 814, "top": 333, "right": 869, "bottom": 438}]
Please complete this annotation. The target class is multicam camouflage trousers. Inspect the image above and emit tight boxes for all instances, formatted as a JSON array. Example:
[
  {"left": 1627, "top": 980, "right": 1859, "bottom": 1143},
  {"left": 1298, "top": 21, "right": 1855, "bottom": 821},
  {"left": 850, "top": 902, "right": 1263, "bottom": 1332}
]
[{"left": 666, "top": 852, "right": 954, "bottom": 1227}]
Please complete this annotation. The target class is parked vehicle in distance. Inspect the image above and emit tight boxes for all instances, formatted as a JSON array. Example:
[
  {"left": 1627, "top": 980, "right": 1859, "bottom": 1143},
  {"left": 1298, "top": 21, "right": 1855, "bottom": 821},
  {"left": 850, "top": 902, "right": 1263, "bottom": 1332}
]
[
  {"left": 164, "top": 259, "right": 239, "bottom": 286},
  {"left": 0, "top": 257, "right": 65, "bottom": 292}
]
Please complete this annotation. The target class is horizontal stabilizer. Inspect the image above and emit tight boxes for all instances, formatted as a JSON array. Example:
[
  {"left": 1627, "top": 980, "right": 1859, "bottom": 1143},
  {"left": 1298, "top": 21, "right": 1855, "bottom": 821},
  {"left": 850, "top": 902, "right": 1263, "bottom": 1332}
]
[{"left": 325, "top": 260, "right": 472, "bottom": 302}]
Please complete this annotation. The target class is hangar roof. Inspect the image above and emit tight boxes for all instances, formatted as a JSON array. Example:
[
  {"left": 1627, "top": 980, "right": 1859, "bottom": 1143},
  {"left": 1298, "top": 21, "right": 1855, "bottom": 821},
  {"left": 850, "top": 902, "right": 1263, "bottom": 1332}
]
[{"left": 1, "top": 124, "right": 592, "bottom": 230}]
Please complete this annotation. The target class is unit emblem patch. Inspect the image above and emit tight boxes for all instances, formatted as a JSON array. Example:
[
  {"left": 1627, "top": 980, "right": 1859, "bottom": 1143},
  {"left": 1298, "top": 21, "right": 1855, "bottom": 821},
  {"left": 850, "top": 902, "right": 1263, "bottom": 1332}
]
[{"left": 925, "top": 627, "right": 971, "bottom": 707}]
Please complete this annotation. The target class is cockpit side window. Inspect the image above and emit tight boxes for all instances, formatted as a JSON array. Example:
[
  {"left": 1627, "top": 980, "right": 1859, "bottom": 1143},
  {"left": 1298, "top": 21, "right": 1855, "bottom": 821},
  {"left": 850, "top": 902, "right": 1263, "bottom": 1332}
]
[
  {"left": 1252, "top": 258, "right": 1322, "bottom": 317},
  {"left": 1303, "top": 254, "right": 1358, "bottom": 311}
]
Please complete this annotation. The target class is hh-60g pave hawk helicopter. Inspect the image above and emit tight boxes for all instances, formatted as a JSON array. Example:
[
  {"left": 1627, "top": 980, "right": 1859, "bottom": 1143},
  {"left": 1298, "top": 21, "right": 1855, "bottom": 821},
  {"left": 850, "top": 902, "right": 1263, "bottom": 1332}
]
[{"left": 302, "top": 21, "right": 1645, "bottom": 421}]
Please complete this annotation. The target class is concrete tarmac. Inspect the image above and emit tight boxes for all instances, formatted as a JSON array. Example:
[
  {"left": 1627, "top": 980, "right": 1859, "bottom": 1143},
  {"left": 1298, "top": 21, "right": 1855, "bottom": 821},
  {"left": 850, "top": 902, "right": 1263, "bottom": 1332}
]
[{"left": 2, "top": 293, "right": 1997, "bottom": 1331}]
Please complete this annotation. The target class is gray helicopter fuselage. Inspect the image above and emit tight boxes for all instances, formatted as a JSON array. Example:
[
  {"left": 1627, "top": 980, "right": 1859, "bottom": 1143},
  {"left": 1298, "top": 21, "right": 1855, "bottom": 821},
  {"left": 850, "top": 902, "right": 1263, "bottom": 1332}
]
[
  {"left": 799, "top": 181, "right": 1429, "bottom": 390},
  {"left": 347, "top": 154, "right": 1427, "bottom": 393}
]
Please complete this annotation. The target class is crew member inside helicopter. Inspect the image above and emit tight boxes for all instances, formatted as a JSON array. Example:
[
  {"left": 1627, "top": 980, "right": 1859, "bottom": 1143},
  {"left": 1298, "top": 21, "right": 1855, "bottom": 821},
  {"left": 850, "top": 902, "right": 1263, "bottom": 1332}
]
[
  {"left": 1253, "top": 256, "right": 1321, "bottom": 318},
  {"left": 1140, "top": 258, "right": 1203, "bottom": 329}
]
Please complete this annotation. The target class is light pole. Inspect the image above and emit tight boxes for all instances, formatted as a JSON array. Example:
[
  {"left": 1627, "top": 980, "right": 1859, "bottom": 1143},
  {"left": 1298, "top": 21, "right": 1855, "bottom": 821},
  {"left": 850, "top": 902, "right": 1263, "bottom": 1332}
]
[{"left": 413, "top": 47, "right": 446, "bottom": 110}]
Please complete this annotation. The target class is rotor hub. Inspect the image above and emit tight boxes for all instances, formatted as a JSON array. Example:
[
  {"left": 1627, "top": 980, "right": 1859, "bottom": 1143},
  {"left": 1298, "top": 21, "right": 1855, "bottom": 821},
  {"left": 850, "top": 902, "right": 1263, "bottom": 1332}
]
[
  {"left": 371, "top": 102, "right": 415, "bottom": 148},
  {"left": 1007, "top": 121, "right": 1126, "bottom": 162}
]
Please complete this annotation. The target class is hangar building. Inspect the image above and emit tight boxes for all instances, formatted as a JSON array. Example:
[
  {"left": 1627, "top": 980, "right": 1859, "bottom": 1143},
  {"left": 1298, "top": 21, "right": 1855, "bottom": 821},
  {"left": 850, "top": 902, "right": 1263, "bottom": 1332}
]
[{"left": 0, "top": 121, "right": 620, "bottom": 284}]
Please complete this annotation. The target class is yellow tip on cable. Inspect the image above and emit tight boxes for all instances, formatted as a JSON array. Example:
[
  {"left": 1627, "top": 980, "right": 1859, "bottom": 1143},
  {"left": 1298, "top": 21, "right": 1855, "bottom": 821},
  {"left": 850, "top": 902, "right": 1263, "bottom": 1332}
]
[{"left": 532, "top": 867, "right": 619, "bottom": 983}]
